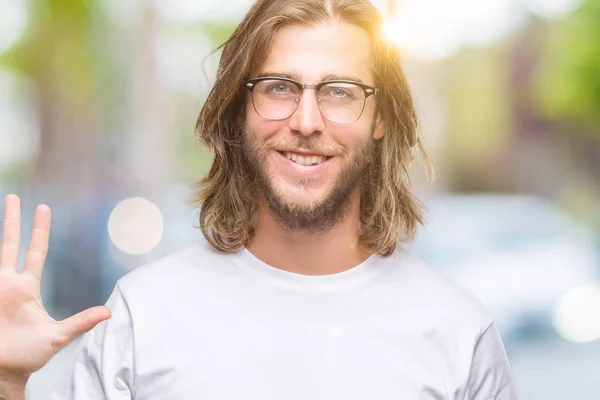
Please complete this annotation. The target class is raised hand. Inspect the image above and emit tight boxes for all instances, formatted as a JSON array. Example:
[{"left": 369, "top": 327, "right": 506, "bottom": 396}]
[{"left": 0, "top": 194, "right": 111, "bottom": 391}]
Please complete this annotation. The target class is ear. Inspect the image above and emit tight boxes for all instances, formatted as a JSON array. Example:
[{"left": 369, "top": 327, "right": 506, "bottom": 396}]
[{"left": 373, "top": 112, "right": 385, "bottom": 140}]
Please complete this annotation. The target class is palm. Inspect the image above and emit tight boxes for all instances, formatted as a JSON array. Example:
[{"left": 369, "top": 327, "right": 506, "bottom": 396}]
[
  {"left": 0, "top": 271, "right": 58, "bottom": 374},
  {"left": 0, "top": 194, "right": 110, "bottom": 381}
]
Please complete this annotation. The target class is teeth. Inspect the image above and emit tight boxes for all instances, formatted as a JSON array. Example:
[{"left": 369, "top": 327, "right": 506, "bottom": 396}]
[{"left": 284, "top": 152, "right": 326, "bottom": 166}]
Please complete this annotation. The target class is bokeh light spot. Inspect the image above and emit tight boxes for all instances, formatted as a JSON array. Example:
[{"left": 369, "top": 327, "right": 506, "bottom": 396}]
[
  {"left": 108, "top": 197, "right": 164, "bottom": 255},
  {"left": 553, "top": 285, "right": 600, "bottom": 343},
  {"left": 0, "top": 0, "right": 28, "bottom": 54}
]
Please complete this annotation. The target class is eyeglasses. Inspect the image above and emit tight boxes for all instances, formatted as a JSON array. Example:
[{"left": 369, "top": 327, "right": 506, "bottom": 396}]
[{"left": 243, "top": 76, "right": 378, "bottom": 124}]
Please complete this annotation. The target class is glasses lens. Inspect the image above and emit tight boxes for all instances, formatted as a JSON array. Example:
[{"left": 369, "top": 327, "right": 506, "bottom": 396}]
[
  {"left": 251, "top": 79, "right": 300, "bottom": 120},
  {"left": 318, "top": 82, "right": 366, "bottom": 124}
]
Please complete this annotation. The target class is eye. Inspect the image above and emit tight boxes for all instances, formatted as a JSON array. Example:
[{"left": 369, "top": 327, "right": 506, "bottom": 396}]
[
  {"left": 320, "top": 84, "right": 358, "bottom": 100},
  {"left": 263, "top": 80, "right": 297, "bottom": 95},
  {"left": 270, "top": 84, "right": 289, "bottom": 93},
  {"left": 330, "top": 88, "right": 350, "bottom": 98}
]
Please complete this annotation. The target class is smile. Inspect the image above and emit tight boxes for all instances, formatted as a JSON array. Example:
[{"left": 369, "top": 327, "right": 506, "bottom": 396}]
[{"left": 278, "top": 151, "right": 333, "bottom": 166}]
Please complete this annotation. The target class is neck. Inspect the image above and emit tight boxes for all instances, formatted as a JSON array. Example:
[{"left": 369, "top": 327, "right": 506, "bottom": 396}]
[{"left": 246, "top": 188, "right": 372, "bottom": 276}]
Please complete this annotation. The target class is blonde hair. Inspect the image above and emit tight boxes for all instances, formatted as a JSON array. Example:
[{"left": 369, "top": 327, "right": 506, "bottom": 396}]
[{"left": 191, "top": 0, "right": 434, "bottom": 256}]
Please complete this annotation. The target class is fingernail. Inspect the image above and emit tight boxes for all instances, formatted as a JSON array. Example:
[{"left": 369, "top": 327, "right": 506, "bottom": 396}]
[
  {"left": 37, "top": 204, "right": 50, "bottom": 215},
  {"left": 5, "top": 194, "right": 19, "bottom": 205}
]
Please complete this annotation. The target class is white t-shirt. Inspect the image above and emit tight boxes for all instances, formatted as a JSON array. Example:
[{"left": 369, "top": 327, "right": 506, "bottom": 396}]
[{"left": 51, "top": 239, "right": 518, "bottom": 399}]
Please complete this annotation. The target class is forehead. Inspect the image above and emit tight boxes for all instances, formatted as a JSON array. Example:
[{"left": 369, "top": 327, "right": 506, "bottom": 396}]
[{"left": 253, "top": 22, "right": 374, "bottom": 85}]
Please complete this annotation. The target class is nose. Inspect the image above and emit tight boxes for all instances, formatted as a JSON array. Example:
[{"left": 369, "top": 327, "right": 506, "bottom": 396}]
[{"left": 288, "top": 88, "right": 325, "bottom": 136}]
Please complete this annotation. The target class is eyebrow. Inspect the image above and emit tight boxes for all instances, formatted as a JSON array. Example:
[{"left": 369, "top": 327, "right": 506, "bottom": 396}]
[
  {"left": 321, "top": 73, "right": 365, "bottom": 84},
  {"left": 254, "top": 71, "right": 365, "bottom": 84},
  {"left": 255, "top": 71, "right": 301, "bottom": 80}
]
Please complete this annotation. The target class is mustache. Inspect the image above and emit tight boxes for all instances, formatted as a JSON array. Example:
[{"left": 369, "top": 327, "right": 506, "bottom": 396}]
[{"left": 263, "top": 137, "right": 346, "bottom": 157}]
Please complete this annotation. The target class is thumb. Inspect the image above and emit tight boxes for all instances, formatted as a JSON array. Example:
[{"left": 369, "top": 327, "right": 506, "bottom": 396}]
[{"left": 57, "top": 306, "right": 112, "bottom": 346}]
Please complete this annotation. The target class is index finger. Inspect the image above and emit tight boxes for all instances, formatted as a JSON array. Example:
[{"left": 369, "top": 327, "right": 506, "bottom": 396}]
[{"left": 1, "top": 194, "right": 21, "bottom": 272}]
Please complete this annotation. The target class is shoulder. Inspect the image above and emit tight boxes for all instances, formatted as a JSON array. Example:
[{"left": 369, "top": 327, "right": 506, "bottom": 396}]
[
  {"left": 115, "top": 238, "right": 239, "bottom": 302},
  {"left": 380, "top": 247, "right": 496, "bottom": 336}
]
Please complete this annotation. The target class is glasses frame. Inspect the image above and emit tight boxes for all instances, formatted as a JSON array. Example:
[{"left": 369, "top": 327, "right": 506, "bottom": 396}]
[{"left": 243, "top": 76, "right": 379, "bottom": 124}]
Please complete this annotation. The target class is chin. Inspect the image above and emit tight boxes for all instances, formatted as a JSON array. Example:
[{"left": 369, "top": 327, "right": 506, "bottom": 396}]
[{"left": 276, "top": 184, "right": 331, "bottom": 209}]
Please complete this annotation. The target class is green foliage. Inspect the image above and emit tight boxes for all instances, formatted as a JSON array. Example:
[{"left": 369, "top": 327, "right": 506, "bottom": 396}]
[
  {"left": 439, "top": 45, "right": 512, "bottom": 164},
  {"left": 202, "top": 21, "right": 238, "bottom": 48},
  {"left": 1, "top": 0, "right": 105, "bottom": 106},
  {"left": 534, "top": 0, "right": 600, "bottom": 135}
]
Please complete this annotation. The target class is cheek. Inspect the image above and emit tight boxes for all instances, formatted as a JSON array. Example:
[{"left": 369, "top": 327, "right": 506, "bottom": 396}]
[
  {"left": 245, "top": 106, "right": 282, "bottom": 141},
  {"left": 330, "top": 123, "right": 372, "bottom": 150}
]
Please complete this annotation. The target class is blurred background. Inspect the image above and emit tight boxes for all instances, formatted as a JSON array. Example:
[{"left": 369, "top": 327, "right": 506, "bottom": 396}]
[{"left": 0, "top": 0, "right": 599, "bottom": 398}]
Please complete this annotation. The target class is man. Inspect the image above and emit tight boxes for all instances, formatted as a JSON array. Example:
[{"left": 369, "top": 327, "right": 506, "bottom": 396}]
[{"left": 0, "top": 0, "right": 519, "bottom": 399}]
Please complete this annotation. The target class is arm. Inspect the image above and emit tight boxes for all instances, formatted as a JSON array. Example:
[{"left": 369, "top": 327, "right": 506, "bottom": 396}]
[
  {"left": 0, "top": 195, "right": 110, "bottom": 400},
  {"left": 463, "top": 321, "right": 519, "bottom": 400}
]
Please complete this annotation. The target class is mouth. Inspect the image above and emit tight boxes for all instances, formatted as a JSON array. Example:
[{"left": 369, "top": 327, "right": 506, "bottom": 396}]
[{"left": 277, "top": 151, "right": 334, "bottom": 166}]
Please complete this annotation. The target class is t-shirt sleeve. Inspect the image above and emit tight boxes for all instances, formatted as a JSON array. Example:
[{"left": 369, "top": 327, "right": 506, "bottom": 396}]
[
  {"left": 50, "top": 283, "right": 135, "bottom": 399},
  {"left": 463, "top": 321, "right": 519, "bottom": 400}
]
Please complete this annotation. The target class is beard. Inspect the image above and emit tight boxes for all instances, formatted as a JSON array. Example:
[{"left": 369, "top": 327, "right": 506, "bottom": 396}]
[{"left": 241, "top": 125, "right": 376, "bottom": 235}]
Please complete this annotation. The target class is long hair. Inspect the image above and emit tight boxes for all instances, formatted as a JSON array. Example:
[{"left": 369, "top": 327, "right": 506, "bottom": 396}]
[{"left": 191, "top": 0, "right": 434, "bottom": 256}]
